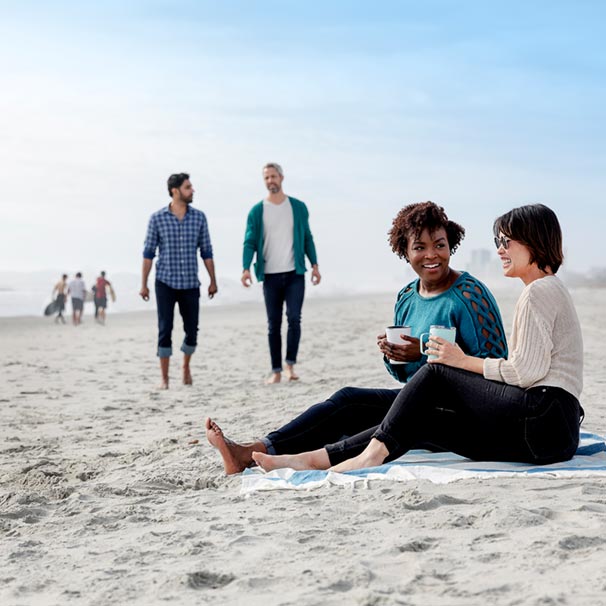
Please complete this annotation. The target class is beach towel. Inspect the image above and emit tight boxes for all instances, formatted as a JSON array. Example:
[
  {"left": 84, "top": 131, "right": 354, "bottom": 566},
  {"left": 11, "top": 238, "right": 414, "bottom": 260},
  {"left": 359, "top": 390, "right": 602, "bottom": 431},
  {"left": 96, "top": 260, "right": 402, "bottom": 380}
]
[{"left": 241, "top": 432, "right": 606, "bottom": 494}]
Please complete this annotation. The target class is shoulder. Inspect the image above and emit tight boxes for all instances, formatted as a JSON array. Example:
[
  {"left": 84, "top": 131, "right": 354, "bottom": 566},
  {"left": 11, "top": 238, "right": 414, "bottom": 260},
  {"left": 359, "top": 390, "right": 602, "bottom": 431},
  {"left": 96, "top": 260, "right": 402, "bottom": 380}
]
[
  {"left": 396, "top": 278, "right": 418, "bottom": 302},
  {"left": 522, "top": 276, "right": 568, "bottom": 310},
  {"left": 150, "top": 206, "right": 168, "bottom": 218},
  {"left": 190, "top": 207, "right": 207, "bottom": 221},
  {"left": 451, "top": 272, "right": 498, "bottom": 306},
  {"left": 248, "top": 202, "right": 264, "bottom": 217},
  {"left": 288, "top": 197, "right": 308, "bottom": 212},
  {"left": 528, "top": 275, "right": 563, "bottom": 295},
  {"left": 149, "top": 207, "right": 168, "bottom": 224}
]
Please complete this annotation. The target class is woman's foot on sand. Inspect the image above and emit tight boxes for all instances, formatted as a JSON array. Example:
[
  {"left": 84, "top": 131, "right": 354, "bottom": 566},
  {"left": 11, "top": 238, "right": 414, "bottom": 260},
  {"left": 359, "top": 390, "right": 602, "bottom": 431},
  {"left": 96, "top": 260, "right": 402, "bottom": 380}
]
[
  {"left": 329, "top": 439, "right": 389, "bottom": 473},
  {"left": 183, "top": 366, "right": 192, "bottom": 385},
  {"left": 205, "top": 418, "right": 265, "bottom": 475},
  {"left": 252, "top": 448, "right": 331, "bottom": 472}
]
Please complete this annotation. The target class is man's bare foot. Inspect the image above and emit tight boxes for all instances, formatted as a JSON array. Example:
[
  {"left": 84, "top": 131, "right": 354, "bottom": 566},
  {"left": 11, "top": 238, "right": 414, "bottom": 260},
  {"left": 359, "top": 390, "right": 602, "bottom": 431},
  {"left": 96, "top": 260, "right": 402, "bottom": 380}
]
[
  {"left": 285, "top": 364, "right": 299, "bottom": 381},
  {"left": 266, "top": 372, "right": 281, "bottom": 384},
  {"left": 183, "top": 366, "right": 192, "bottom": 385},
  {"left": 329, "top": 438, "right": 389, "bottom": 473},
  {"left": 205, "top": 417, "right": 266, "bottom": 475},
  {"left": 158, "top": 379, "right": 169, "bottom": 390},
  {"left": 252, "top": 448, "right": 331, "bottom": 472}
]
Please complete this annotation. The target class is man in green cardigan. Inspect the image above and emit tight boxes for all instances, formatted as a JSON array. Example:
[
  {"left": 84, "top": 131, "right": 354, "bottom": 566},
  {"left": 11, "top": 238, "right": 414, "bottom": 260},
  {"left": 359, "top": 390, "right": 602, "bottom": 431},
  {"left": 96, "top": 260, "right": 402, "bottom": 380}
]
[{"left": 242, "top": 163, "right": 321, "bottom": 384}]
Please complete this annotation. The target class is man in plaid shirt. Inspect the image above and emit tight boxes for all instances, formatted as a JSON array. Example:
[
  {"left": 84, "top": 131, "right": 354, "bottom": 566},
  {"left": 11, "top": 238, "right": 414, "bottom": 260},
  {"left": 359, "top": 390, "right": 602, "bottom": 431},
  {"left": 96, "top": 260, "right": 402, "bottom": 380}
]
[{"left": 140, "top": 173, "right": 218, "bottom": 389}]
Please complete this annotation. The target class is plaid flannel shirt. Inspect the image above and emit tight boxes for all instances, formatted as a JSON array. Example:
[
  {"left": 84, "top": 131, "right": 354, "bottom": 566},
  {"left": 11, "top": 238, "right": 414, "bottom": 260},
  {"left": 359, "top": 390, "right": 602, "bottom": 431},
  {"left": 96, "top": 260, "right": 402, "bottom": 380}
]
[{"left": 143, "top": 205, "right": 213, "bottom": 289}]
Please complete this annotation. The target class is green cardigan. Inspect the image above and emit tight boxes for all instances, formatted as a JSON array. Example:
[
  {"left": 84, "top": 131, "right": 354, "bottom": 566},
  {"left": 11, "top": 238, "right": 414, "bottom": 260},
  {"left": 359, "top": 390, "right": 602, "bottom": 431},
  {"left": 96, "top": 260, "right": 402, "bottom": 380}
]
[{"left": 242, "top": 197, "right": 318, "bottom": 282}]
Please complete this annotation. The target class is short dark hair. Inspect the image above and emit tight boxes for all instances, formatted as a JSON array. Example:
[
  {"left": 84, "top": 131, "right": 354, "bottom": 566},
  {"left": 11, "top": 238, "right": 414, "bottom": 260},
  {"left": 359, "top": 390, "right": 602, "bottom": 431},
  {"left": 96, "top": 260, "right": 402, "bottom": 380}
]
[
  {"left": 101, "top": 271, "right": 106, "bottom": 277},
  {"left": 389, "top": 201, "right": 465, "bottom": 261},
  {"left": 76, "top": 272, "right": 82, "bottom": 278},
  {"left": 493, "top": 204, "right": 563, "bottom": 273},
  {"left": 167, "top": 173, "right": 190, "bottom": 196}
]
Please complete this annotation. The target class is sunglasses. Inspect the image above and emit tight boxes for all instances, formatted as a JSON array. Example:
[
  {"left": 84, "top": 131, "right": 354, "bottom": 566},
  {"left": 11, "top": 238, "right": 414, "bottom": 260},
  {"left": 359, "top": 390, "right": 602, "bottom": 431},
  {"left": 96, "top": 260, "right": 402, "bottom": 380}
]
[{"left": 493, "top": 236, "right": 511, "bottom": 250}]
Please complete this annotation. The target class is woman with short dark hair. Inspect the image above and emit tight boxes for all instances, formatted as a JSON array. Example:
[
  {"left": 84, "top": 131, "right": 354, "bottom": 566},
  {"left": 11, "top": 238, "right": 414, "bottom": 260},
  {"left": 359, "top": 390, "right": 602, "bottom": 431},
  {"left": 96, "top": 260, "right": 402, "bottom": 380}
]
[{"left": 254, "top": 204, "right": 584, "bottom": 472}]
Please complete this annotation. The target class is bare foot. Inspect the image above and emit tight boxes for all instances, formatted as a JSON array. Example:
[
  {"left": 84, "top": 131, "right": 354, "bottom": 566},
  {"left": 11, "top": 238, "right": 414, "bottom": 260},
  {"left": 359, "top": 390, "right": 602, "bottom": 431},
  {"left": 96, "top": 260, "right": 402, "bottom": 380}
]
[
  {"left": 183, "top": 366, "right": 192, "bottom": 385},
  {"left": 252, "top": 448, "right": 331, "bottom": 472},
  {"left": 329, "top": 439, "right": 389, "bottom": 473},
  {"left": 158, "top": 380, "right": 169, "bottom": 390},
  {"left": 205, "top": 417, "right": 266, "bottom": 475},
  {"left": 266, "top": 372, "right": 281, "bottom": 385},
  {"left": 285, "top": 364, "right": 299, "bottom": 381}
]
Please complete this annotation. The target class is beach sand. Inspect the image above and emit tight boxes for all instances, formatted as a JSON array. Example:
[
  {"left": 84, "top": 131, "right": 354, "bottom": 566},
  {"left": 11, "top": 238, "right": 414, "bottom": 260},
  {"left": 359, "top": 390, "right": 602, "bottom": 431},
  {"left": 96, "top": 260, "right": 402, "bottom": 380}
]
[{"left": 1, "top": 289, "right": 606, "bottom": 605}]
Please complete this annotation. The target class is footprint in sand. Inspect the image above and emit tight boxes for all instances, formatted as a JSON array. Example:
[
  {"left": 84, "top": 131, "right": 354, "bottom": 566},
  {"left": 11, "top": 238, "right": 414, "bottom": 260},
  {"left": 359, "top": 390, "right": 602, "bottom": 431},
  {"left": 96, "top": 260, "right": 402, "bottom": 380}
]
[{"left": 186, "top": 571, "right": 235, "bottom": 589}]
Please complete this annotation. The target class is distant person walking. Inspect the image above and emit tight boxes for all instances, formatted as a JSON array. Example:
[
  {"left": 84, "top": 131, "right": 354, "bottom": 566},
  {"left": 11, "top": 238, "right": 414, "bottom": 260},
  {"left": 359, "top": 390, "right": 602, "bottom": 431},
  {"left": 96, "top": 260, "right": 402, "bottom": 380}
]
[
  {"left": 242, "top": 163, "right": 321, "bottom": 384},
  {"left": 68, "top": 272, "right": 86, "bottom": 326},
  {"left": 94, "top": 271, "right": 115, "bottom": 325},
  {"left": 140, "top": 173, "right": 218, "bottom": 389},
  {"left": 51, "top": 274, "right": 68, "bottom": 324}
]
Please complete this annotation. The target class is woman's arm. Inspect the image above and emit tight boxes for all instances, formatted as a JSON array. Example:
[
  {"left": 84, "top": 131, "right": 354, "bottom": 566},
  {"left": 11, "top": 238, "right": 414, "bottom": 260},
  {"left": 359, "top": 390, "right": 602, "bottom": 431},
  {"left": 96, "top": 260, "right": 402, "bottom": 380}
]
[{"left": 483, "top": 291, "right": 553, "bottom": 387}]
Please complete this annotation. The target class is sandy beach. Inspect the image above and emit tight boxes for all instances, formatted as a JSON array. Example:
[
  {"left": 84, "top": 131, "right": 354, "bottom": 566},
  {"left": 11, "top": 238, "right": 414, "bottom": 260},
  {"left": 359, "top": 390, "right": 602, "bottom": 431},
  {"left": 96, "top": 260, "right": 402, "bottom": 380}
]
[{"left": 1, "top": 288, "right": 606, "bottom": 605}]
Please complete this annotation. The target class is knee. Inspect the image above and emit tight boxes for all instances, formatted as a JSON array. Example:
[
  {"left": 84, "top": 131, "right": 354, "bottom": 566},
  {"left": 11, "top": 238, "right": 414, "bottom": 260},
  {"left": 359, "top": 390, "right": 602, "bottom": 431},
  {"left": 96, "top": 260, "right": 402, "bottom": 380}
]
[
  {"left": 329, "top": 386, "right": 357, "bottom": 403},
  {"left": 267, "top": 317, "right": 281, "bottom": 333},
  {"left": 286, "top": 312, "right": 301, "bottom": 326}
]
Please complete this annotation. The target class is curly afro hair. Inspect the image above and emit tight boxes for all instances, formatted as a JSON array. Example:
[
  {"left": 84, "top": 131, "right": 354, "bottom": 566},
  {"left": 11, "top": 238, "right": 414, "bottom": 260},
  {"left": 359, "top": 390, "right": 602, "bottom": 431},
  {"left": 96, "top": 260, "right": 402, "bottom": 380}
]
[{"left": 389, "top": 201, "right": 465, "bottom": 261}]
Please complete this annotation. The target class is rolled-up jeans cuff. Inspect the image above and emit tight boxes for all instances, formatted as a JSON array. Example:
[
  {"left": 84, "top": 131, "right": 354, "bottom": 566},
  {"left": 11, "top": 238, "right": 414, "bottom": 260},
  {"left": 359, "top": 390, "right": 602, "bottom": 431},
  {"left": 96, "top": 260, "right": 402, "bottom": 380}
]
[
  {"left": 272, "top": 367, "right": 283, "bottom": 373},
  {"left": 260, "top": 437, "right": 276, "bottom": 455},
  {"left": 157, "top": 346, "right": 172, "bottom": 358},
  {"left": 285, "top": 359, "right": 296, "bottom": 366},
  {"left": 371, "top": 429, "right": 400, "bottom": 460},
  {"left": 181, "top": 342, "right": 196, "bottom": 356}
]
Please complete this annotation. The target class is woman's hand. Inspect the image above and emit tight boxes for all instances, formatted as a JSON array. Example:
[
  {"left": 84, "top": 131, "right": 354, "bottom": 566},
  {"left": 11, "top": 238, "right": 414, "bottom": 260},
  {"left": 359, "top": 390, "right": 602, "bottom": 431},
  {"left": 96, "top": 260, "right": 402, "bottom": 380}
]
[
  {"left": 377, "top": 333, "right": 422, "bottom": 363},
  {"left": 426, "top": 337, "right": 467, "bottom": 368}
]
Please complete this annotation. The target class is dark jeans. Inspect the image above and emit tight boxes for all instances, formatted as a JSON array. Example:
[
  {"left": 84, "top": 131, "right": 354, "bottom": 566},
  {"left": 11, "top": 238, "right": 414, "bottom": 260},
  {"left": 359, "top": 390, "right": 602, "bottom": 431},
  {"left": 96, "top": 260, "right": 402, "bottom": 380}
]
[
  {"left": 155, "top": 280, "right": 200, "bottom": 358},
  {"left": 262, "top": 271, "right": 305, "bottom": 372},
  {"left": 327, "top": 364, "right": 582, "bottom": 466},
  {"left": 265, "top": 387, "right": 401, "bottom": 455}
]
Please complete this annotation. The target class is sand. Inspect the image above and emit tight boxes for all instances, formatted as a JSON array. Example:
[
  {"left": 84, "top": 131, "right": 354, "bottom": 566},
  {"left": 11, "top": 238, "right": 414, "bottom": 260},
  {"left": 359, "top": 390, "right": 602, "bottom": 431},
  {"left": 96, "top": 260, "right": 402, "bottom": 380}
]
[{"left": 1, "top": 288, "right": 606, "bottom": 605}]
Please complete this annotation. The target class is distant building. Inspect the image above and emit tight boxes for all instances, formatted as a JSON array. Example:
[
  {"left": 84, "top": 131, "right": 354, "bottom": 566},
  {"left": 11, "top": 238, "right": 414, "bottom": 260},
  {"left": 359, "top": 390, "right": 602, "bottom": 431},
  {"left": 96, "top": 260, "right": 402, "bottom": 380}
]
[{"left": 466, "top": 249, "right": 502, "bottom": 286}]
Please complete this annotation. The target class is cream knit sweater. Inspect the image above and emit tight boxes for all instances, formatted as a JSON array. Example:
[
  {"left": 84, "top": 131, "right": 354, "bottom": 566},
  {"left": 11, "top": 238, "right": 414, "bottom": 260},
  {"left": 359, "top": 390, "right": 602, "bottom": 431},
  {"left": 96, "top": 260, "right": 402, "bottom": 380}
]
[{"left": 483, "top": 275, "right": 583, "bottom": 399}]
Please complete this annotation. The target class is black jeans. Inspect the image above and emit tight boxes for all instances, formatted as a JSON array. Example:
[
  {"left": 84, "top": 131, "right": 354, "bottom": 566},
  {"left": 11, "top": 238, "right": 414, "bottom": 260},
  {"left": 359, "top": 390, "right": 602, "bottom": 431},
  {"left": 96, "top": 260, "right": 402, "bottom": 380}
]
[
  {"left": 265, "top": 387, "right": 401, "bottom": 455},
  {"left": 262, "top": 271, "right": 305, "bottom": 372},
  {"left": 155, "top": 280, "right": 200, "bottom": 358},
  {"left": 326, "top": 364, "right": 581, "bottom": 466}
]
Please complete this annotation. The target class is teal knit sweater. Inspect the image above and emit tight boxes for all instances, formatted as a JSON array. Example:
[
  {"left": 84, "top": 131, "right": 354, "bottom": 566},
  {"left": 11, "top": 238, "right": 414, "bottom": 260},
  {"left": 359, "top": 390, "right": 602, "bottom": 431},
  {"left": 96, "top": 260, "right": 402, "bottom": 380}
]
[
  {"left": 386, "top": 271, "right": 508, "bottom": 383},
  {"left": 242, "top": 197, "right": 318, "bottom": 282}
]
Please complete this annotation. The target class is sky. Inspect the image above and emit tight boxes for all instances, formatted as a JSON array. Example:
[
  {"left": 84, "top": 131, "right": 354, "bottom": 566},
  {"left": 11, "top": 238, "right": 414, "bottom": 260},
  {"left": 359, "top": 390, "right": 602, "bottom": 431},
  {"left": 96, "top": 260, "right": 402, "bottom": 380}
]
[{"left": 1, "top": 0, "right": 605, "bottom": 291}]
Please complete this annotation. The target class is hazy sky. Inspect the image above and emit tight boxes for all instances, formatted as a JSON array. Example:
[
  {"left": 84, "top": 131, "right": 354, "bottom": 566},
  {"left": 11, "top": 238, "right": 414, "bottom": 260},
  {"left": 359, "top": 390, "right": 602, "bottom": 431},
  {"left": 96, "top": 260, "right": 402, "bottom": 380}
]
[{"left": 1, "top": 1, "right": 604, "bottom": 287}]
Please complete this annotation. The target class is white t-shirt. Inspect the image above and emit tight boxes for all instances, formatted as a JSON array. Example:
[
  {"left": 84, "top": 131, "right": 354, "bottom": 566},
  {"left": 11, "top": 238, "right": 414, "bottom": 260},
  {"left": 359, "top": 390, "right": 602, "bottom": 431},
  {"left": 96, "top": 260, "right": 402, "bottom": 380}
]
[
  {"left": 68, "top": 278, "right": 86, "bottom": 300},
  {"left": 262, "top": 198, "right": 295, "bottom": 274}
]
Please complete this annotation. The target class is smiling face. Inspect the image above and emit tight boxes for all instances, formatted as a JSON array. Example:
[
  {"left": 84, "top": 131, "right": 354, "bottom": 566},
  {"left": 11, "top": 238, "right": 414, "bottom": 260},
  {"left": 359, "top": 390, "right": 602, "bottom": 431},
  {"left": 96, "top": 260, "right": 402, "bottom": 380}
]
[
  {"left": 407, "top": 227, "right": 451, "bottom": 285},
  {"left": 496, "top": 232, "right": 534, "bottom": 282}
]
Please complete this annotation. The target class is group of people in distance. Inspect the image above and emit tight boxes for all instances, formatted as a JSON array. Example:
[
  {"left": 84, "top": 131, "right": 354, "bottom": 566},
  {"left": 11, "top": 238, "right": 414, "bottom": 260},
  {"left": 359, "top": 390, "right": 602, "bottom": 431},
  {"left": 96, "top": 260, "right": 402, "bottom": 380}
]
[
  {"left": 50, "top": 271, "right": 115, "bottom": 326},
  {"left": 202, "top": 196, "right": 584, "bottom": 475}
]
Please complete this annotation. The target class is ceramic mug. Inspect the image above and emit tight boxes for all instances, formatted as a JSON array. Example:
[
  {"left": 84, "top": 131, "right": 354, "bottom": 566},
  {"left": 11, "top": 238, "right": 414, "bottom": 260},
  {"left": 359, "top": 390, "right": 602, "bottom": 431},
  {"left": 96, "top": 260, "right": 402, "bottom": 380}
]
[
  {"left": 419, "top": 325, "right": 457, "bottom": 360},
  {"left": 385, "top": 325, "right": 412, "bottom": 365}
]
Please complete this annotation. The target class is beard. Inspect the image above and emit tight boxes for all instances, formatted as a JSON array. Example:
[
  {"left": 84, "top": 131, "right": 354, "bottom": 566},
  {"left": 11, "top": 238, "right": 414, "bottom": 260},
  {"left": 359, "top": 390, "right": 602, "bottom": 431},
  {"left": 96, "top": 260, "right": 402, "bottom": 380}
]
[{"left": 267, "top": 185, "right": 280, "bottom": 194}]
